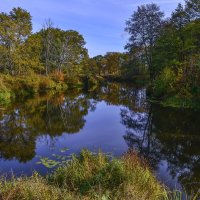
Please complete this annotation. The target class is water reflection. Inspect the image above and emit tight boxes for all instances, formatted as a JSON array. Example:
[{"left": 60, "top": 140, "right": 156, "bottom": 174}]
[
  {"left": 93, "top": 83, "right": 200, "bottom": 193},
  {"left": 0, "top": 82, "right": 199, "bottom": 194},
  {"left": 122, "top": 107, "right": 162, "bottom": 170},
  {"left": 152, "top": 106, "right": 200, "bottom": 194},
  {"left": 0, "top": 92, "right": 97, "bottom": 162},
  {"left": 122, "top": 102, "right": 200, "bottom": 194}
]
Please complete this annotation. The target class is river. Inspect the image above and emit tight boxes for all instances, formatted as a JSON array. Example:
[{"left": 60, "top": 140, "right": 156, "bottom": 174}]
[{"left": 0, "top": 82, "right": 199, "bottom": 195}]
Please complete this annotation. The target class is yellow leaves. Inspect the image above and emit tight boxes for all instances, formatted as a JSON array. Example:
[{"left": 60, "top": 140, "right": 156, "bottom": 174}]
[{"left": 176, "top": 67, "right": 184, "bottom": 82}]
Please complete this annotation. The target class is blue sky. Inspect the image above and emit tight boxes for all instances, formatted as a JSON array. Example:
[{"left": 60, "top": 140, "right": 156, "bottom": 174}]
[{"left": 0, "top": 0, "right": 184, "bottom": 57}]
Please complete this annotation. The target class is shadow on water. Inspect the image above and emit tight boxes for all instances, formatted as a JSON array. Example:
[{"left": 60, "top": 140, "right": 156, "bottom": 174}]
[
  {"left": 0, "top": 82, "right": 199, "bottom": 195},
  {"left": 122, "top": 102, "right": 200, "bottom": 194}
]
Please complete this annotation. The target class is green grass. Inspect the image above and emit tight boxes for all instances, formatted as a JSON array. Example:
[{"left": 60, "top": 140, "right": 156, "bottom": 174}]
[{"left": 1, "top": 149, "right": 197, "bottom": 200}]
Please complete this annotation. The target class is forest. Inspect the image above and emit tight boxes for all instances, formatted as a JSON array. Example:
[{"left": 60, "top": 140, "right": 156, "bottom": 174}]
[
  {"left": 125, "top": 0, "right": 200, "bottom": 108},
  {"left": 0, "top": 0, "right": 199, "bottom": 107}
]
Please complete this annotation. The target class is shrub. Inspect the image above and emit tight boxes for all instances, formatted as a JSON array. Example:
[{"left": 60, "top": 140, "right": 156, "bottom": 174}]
[
  {"left": 50, "top": 70, "right": 65, "bottom": 82},
  {"left": 0, "top": 174, "right": 75, "bottom": 200},
  {"left": 48, "top": 149, "right": 165, "bottom": 200},
  {"left": 0, "top": 75, "right": 12, "bottom": 104},
  {"left": 0, "top": 149, "right": 196, "bottom": 200},
  {"left": 153, "top": 67, "right": 176, "bottom": 98}
]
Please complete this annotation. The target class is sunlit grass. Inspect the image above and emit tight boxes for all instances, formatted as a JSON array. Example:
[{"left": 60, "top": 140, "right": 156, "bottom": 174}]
[{"left": 0, "top": 149, "right": 199, "bottom": 200}]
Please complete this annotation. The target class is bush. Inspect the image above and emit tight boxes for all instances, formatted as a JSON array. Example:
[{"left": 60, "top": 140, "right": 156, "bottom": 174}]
[
  {"left": 48, "top": 149, "right": 165, "bottom": 200},
  {"left": 0, "top": 174, "right": 75, "bottom": 200},
  {"left": 0, "top": 150, "right": 164, "bottom": 200},
  {"left": 0, "top": 73, "right": 68, "bottom": 99},
  {"left": 50, "top": 70, "right": 65, "bottom": 82},
  {"left": 0, "top": 75, "right": 12, "bottom": 104},
  {"left": 0, "top": 90, "right": 11, "bottom": 104},
  {"left": 153, "top": 67, "right": 176, "bottom": 98},
  {"left": 0, "top": 149, "right": 196, "bottom": 200}
]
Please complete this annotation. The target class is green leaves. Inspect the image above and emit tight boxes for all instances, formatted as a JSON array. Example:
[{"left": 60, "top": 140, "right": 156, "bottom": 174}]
[
  {"left": 37, "top": 157, "right": 59, "bottom": 169},
  {"left": 60, "top": 147, "right": 69, "bottom": 153},
  {"left": 37, "top": 147, "right": 70, "bottom": 169}
]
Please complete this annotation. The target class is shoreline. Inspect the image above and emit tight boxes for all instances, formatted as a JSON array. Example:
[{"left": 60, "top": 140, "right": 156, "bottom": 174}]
[{"left": 0, "top": 149, "right": 187, "bottom": 200}]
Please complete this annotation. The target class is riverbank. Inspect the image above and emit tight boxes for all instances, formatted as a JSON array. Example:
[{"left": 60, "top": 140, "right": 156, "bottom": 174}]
[
  {"left": 103, "top": 74, "right": 149, "bottom": 85},
  {"left": 0, "top": 149, "right": 187, "bottom": 200},
  {"left": 147, "top": 83, "right": 200, "bottom": 110},
  {"left": 1, "top": 73, "right": 200, "bottom": 110},
  {"left": 0, "top": 74, "right": 67, "bottom": 104},
  {"left": 148, "top": 97, "right": 200, "bottom": 110},
  {"left": 0, "top": 73, "right": 100, "bottom": 105},
  {"left": 0, "top": 72, "right": 109, "bottom": 105}
]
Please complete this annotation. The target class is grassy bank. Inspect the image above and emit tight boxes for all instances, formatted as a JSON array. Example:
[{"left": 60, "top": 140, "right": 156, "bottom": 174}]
[
  {"left": 0, "top": 73, "right": 105, "bottom": 105},
  {"left": 160, "top": 97, "right": 200, "bottom": 109},
  {"left": 147, "top": 83, "right": 200, "bottom": 109},
  {"left": 0, "top": 74, "right": 70, "bottom": 104},
  {"left": 103, "top": 74, "right": 150, "bottom": 84},
  {"left": 0, "top": 149, "right": 191, "bottom": 200},
  {"left": 0, "top": 149, "right": 161, "bottom": 200},
  {"left": 148, "top": 97, "right": 200, "bottom": 110}
]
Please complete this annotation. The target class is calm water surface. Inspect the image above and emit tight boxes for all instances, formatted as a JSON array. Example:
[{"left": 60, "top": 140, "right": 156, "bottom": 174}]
[{"left": 0, "top": 82, "right": 200, "bottom": 194}]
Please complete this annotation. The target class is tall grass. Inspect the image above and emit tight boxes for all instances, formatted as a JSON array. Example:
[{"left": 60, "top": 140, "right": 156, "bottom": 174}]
[{"left": 0, "top": 149, "right": 198, "bottom": 200}]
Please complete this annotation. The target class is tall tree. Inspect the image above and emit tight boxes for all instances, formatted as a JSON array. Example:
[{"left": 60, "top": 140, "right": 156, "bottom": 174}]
[
  {"left": 39, "top": 28, "right": 88, "bottom": 78},
  {"left": 185, "top": 0, "right": 200, "bottom": 20},
  {"left": 125, "top": 3, "right": 164, "bottom": 79},
  {"left": 41, "top": 19, "right": 54, "bottom": 76},
  {"left": 171, "top": 3, "right": 189, "bottom": 30},
  {"left": 9, "top": 7, "right": 32, "bottom": 45},
  {"left": 60, "top": 30, "right": 88, "bottom": 76},
  {"left": 0, "top": 7, "right": 32, "bottom": 74}
]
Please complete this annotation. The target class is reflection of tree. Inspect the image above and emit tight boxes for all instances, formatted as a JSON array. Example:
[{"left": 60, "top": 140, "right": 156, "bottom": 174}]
[
  {"left": 0, "top": 82, "right": 200, "bottom": 194},
  {"left": 0, "top": 109, "right": 37, "bottom": 162},
  {"left": 121, "top": 102, "right": 200, "bottom": 194},
  {"left": 90, "top": 82, "right": 147, "bottom": 112},
  {"left": 0, "top": 92, "right": 96, "bottom": 163},
  {"left": 92, "top": 82, "right": 162, "bottom": 169},
  {"left": 121, "top": 106, "right": 162, "bottom": 169},
  {"left": 152, "top": 105, "right": 200, "bottom": 194},
  {"left": 42, "top": 95, "right": 95, "bottom": 134}
]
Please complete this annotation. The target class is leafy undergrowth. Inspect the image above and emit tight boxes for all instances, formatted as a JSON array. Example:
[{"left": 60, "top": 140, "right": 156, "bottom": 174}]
[
  {"left": 0, "top": 74, "right": 68, "bottom": 104},
  {"left": 0, "top": 149, "right": 198, "bottom": 200},
  {"left": 161, "top": 96, "right": 200, "bottom": 109},
  {"left": 0, "top": 75, "right": 12, "bottom": 105},
  {"left": 148, "top": 96, "right": 200, "bottom": 110}
]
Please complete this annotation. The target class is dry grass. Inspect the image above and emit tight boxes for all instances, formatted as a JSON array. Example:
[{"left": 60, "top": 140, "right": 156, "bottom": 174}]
[
  {"left": 0, "top": 149, "right": 197, "bottom": 200},
  {"left": 0, "top": 150, "right": 170, "bottom": 200}
]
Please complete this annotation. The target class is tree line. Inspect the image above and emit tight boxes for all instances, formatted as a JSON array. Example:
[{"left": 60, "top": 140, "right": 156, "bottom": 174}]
[
  {"left": 125, "top": 0, "right": 200, "bottom": 107},
  {"left": 0, "top": 8, "right": 89, "bottom": 79},
  {"left": 0, "top": 7, "right": 96, "bottom": 103},
  {"left": 0, "top": 7, "right": 148, "bottom": 81},
  {"left": 0, "top": 0, "right": 200, "bottom": 107}
]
